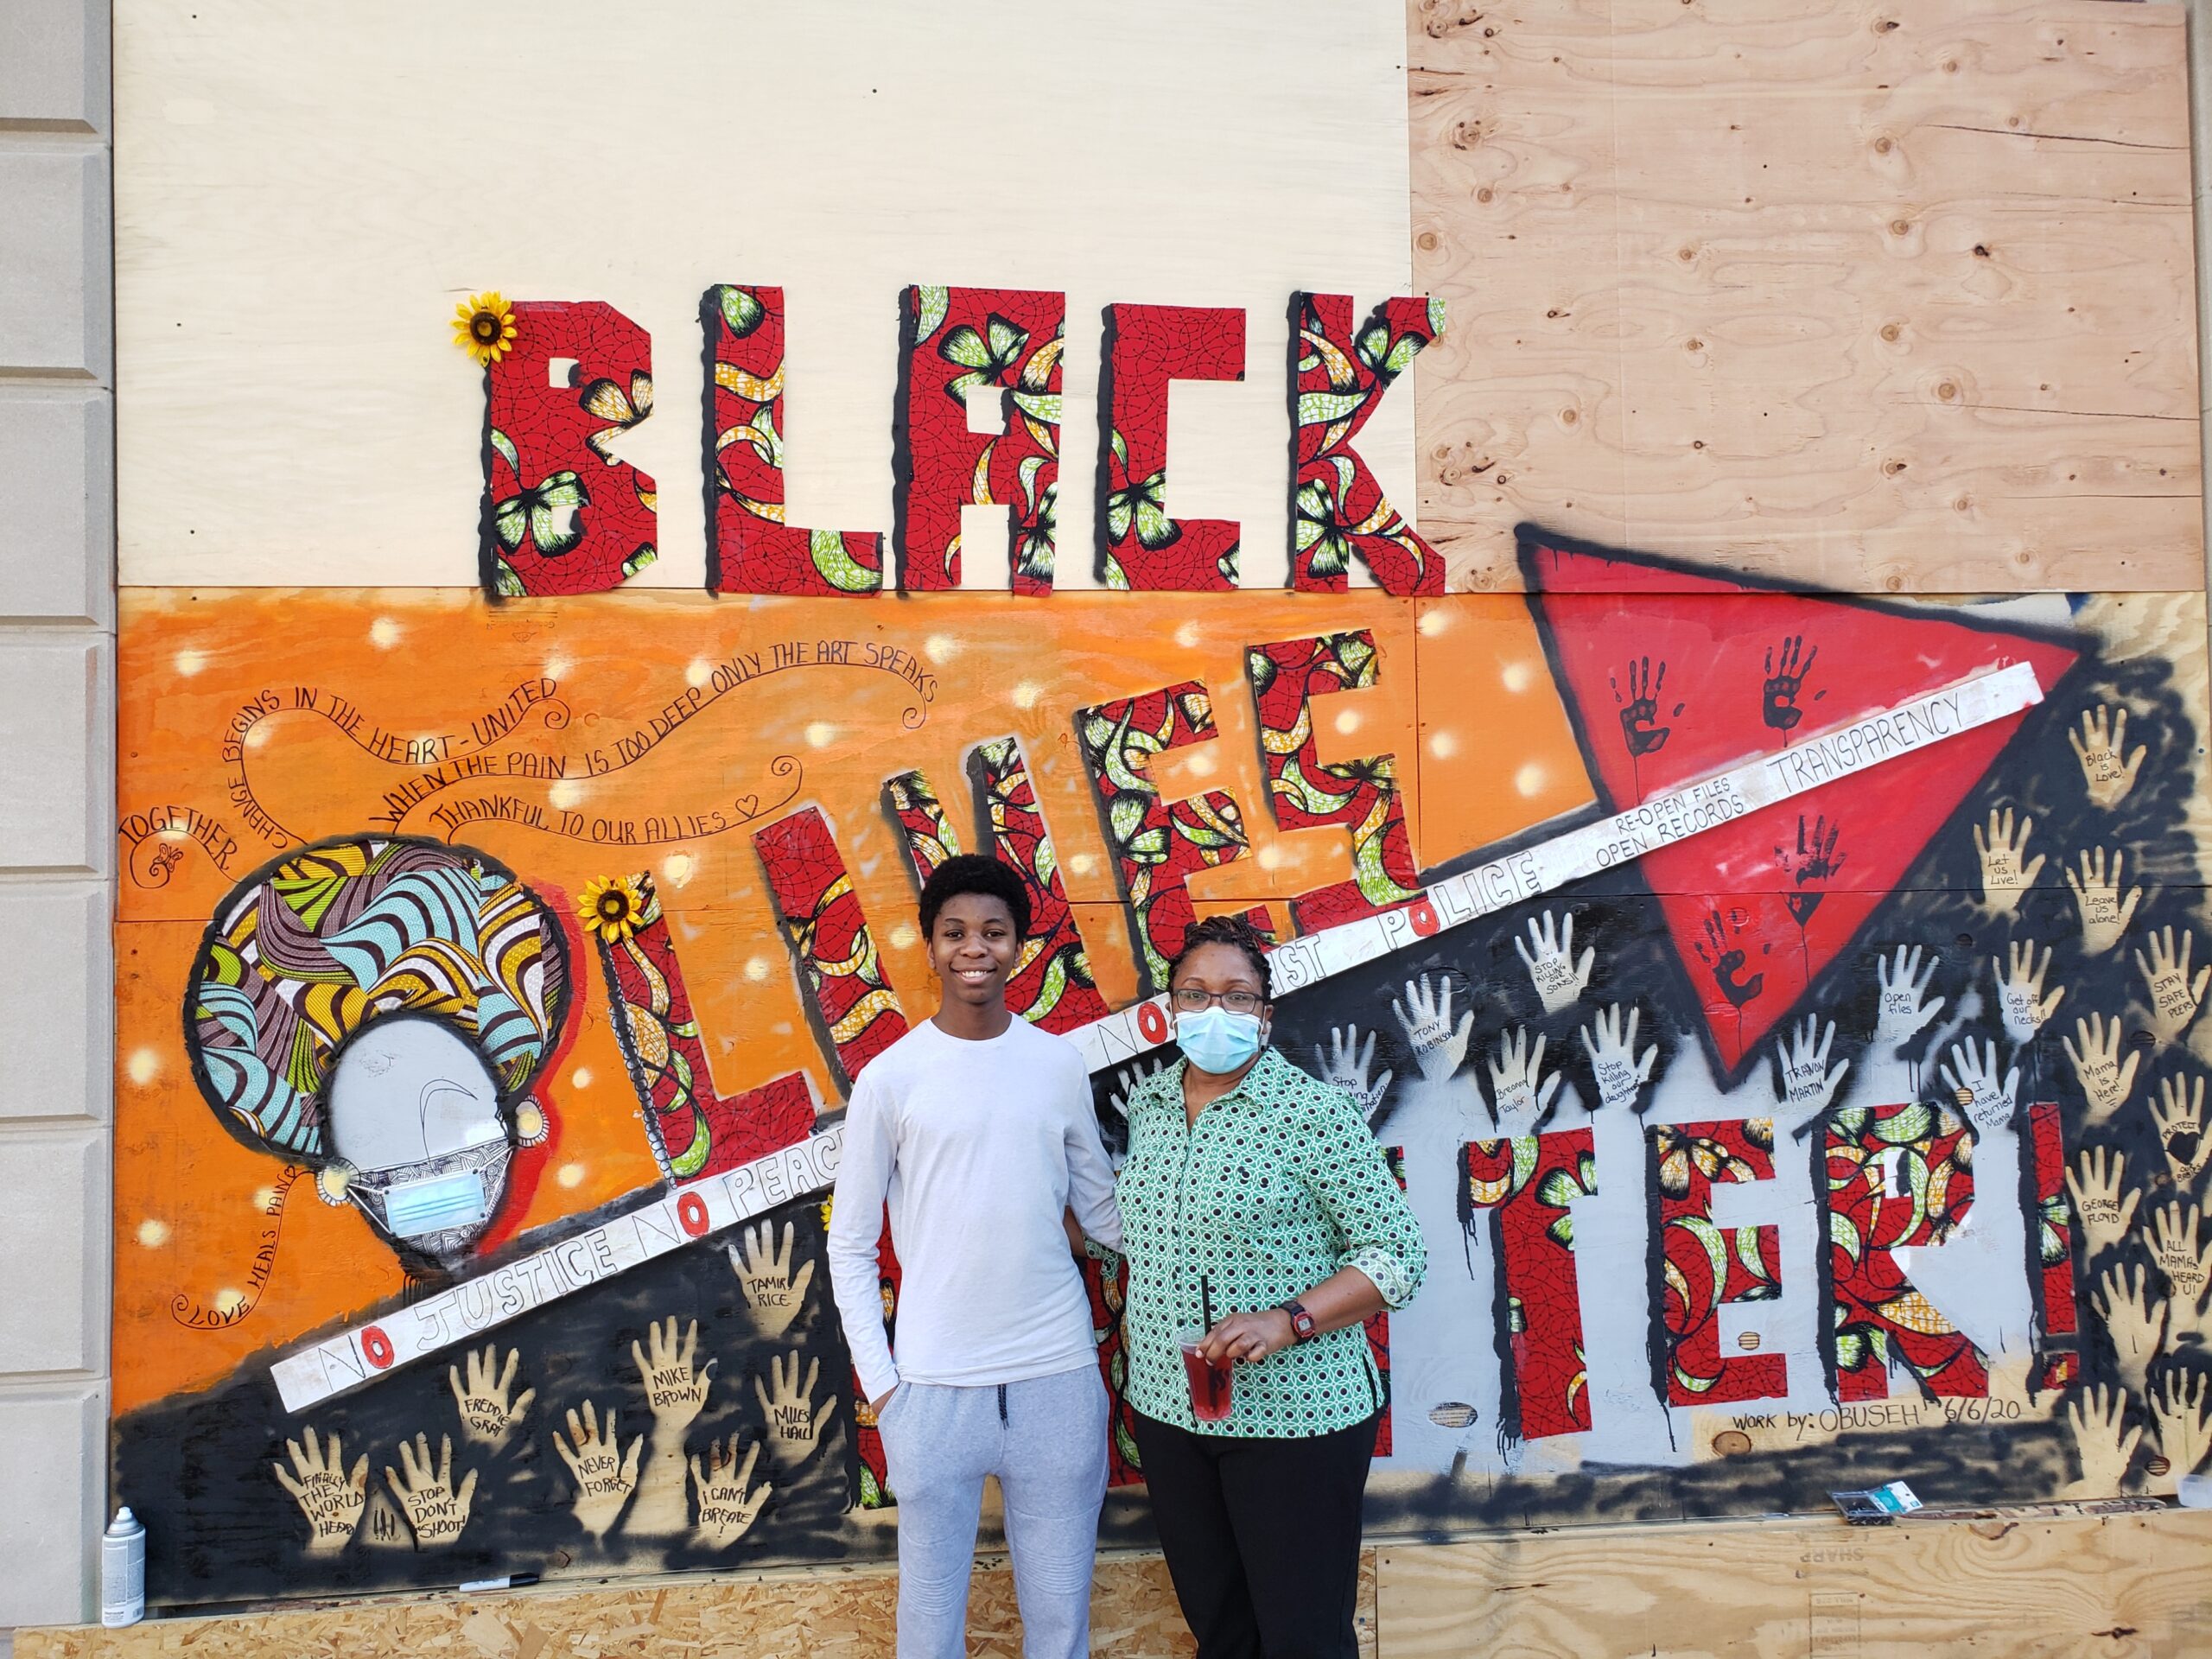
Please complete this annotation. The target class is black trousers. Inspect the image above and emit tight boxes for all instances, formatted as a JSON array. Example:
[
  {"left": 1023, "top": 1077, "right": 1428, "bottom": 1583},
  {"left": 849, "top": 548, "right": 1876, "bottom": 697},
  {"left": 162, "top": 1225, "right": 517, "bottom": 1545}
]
[{"left": 1131, "top": 1410, "right": 1379, "bottom": 1659}]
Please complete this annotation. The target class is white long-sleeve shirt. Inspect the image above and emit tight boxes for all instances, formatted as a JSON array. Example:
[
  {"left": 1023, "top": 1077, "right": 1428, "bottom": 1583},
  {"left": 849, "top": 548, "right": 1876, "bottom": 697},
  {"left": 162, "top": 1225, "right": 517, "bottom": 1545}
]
[{"left": 825, "top": 1015, "right": 1122, "bottom": 1402}]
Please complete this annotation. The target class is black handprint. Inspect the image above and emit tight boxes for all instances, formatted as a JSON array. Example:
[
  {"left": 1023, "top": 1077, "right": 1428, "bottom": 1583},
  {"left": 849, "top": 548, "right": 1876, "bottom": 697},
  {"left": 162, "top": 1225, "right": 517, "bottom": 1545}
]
[
  {"left": 1777, "top": 812, "right": 1846, "bottom": 926},
  {"left": 1762, "top": 636, "right": 1817, "bottom": 735},
  {"left": 1694, "top": 907, "right": 1764, "bottom": 1009},
  {"left": 1611, "top": 657, "right": 1675, "bottom": 758}
]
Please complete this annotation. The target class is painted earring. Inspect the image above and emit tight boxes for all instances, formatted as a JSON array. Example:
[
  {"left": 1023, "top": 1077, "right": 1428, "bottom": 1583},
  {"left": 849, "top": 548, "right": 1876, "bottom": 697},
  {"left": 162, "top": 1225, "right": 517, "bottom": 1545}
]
[
  {"left": 514, "top": 1101, "right": 548, "bottom": 1147},
  {"left": 315, "top": 1160, "right": 356, "bottom": 1206}
]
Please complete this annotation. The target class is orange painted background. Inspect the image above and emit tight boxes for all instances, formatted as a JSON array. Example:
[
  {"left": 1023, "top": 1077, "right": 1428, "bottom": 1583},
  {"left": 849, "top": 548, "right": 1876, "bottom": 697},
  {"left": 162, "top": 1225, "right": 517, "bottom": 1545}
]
[{"left": 113, "top": 588, "right": 1588, "bottom": 1413}]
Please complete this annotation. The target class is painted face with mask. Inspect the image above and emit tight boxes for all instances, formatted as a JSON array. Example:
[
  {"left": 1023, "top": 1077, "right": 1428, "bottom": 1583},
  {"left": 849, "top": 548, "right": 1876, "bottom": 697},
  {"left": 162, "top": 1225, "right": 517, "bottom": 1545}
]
[
  {"left": 1169, "top": 944, "right": 1272, "bottom": 1077},
  {"left": 325, "top": 1016, "right": 515, "bottom": 1269}
]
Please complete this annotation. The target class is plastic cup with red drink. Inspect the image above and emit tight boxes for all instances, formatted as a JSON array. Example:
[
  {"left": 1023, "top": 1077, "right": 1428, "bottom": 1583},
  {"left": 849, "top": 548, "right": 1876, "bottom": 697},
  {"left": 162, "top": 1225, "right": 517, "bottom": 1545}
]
[{"left": 1177, "top": 1325, "right": 1234, "bottom": 1423}]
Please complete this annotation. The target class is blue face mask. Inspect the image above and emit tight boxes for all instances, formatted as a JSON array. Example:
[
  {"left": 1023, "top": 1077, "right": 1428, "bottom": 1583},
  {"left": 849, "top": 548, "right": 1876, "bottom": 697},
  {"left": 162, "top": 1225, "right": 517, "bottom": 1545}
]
[
  {"left": 378, "top": 1167, "right": 491, "bottom": 1237},
  {"left": 1175, "top": 1006, "right": 1267, "bottom": 1076}
]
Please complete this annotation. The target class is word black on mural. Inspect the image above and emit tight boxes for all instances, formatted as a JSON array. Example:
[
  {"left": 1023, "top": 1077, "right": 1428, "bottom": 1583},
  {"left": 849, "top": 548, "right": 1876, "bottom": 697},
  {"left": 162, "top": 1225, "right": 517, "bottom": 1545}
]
[{"left": 449, "top": 287, "right": 1441, "bottom": 601}]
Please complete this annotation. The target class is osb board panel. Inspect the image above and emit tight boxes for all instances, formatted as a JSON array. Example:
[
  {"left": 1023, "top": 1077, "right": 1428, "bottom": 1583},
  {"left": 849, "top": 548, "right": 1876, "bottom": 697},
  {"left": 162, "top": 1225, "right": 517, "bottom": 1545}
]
[
  {"left": 18, "top": 1551, "right": 1378, "bottom": 1659},
  {"left": 111, "top": 0, "right": 1419, "bottom": 591},
  {"left": 1377, "top": 1510, "right": 2212, "bottom": 1657},
  {"left": 1409, "top": 0, "right": 2203, "bottom": 593}
]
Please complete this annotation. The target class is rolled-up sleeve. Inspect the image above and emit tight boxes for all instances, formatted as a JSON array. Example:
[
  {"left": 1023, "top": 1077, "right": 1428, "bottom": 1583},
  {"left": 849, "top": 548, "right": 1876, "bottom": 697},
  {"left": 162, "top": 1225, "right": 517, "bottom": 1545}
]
[{"left": 1302, "top": 1090, "right": 1427, "bottom": 1310}]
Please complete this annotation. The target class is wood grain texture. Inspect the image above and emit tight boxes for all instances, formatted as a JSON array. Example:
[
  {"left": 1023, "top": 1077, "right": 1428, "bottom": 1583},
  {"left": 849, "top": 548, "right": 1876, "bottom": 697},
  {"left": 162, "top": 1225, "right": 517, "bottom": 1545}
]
[
  {"left": 1409, "top": 0, "right": 2204, "bottom": 593},
  {"left": 1378, "top": 1510, "right": 2212, "bottom": 1657},
  {"left": 16, "top": 1550, "right": 1378, "bottom": 1658}
]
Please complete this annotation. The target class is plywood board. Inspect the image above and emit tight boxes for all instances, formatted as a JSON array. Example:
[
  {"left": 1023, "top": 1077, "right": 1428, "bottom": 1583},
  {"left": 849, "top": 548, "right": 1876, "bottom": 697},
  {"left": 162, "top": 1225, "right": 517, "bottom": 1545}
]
[
  {"left": 1409, "top": 0, "right": 2203, "bottom": 592},
  {"left": 17, "top": 1549, "right": 1379, "bottom": 1658},
  {"left": 111, "top": 0, "right": 1420, "bottom": 591},
  {"left": 103, "top": 0, "right": 2212, "bottom": 1622},
  {"left": 1378, "top": 1509, "right": 2212, "bottom": 1657}
]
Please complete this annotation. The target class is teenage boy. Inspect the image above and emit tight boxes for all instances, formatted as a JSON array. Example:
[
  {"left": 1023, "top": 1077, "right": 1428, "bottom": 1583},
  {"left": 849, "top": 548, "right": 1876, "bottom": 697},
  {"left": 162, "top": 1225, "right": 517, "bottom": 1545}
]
[{"left": 826, "top": 853, "right": 1122, "bottom": 1659}]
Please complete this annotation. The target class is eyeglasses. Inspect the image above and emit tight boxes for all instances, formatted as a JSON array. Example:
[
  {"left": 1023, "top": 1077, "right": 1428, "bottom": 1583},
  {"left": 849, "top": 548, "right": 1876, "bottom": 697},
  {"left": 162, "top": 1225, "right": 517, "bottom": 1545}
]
[{"left": 1170, "top": 987, "right": 1264, "bottom": 1015}]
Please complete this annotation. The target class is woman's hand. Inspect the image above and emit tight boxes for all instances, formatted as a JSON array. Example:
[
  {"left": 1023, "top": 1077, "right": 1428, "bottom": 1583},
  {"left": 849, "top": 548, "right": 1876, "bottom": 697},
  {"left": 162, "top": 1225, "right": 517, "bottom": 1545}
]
[{"left": 1198, "top": 1309, "right": 1295, "bottom": 1365}]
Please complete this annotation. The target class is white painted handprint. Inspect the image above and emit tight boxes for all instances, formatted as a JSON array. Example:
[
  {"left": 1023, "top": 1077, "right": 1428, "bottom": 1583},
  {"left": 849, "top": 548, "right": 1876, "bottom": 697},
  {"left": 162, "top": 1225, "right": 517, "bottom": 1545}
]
[
  {"left": 1393, "top": 975, "right": 1474, "bottom": 1084},
  {"left": 1481, "top": 1027, "right": 1560, "bottom": 1137},
  {"left": 1313, "top": 1025, "right": 1395, "bottom": 1127},
  {"left": 1579, "top": 1003, "right": 1656, "bottom": 1116},
  {"left": 1515, "top": 910, "right": 1594, "bottom": 1015}
]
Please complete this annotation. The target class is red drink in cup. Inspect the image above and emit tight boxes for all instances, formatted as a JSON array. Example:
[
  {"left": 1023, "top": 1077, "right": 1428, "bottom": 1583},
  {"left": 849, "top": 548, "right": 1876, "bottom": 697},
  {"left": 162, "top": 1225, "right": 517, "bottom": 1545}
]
[{"left": 1177, "top": 1327, "right": 1234, "bottom": 1423}]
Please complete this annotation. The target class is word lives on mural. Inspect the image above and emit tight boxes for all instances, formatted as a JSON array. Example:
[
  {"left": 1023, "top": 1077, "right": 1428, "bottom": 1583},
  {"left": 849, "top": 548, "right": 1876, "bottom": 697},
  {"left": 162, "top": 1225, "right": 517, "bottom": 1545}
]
[{"left": 110, "top": 280, "right": 2212, "bottom": 1609}]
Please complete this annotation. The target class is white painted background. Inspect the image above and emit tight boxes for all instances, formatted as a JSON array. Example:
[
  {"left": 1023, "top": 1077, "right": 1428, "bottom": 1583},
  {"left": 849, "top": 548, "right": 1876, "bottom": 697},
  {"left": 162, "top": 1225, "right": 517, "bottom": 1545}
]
[{"left": 115, "top": 0, "right": 1420, "bottom": 591}]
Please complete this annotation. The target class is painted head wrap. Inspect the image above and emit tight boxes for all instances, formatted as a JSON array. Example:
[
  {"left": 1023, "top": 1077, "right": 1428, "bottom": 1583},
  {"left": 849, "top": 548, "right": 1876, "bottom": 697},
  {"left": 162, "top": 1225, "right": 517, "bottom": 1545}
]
[{"left": 186, "top": 836, "right": 570, "bottom": 1160}]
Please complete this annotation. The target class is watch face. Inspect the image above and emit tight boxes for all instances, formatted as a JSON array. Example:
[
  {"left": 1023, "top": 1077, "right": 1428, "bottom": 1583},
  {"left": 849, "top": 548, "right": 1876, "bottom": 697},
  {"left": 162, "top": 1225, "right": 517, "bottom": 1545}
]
[{"left": 1289, "top": 1306, "right": 1316, "bottom": 1339}]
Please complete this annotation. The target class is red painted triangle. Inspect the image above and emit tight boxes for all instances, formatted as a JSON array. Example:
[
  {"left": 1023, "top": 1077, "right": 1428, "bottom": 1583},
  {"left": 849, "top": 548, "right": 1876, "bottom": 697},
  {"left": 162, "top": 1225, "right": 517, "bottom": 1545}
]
[{"left": 1522, "top": 531, "right": 2080, "bottom": 1076}]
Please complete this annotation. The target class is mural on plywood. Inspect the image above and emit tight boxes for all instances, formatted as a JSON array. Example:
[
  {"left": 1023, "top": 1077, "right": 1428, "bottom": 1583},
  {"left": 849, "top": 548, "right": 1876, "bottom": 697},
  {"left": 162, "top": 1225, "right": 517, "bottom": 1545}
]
[
  {"left": 92, "top": 238, "right": 2211, "bottom": 1613},
  {"left": 111, "top": 511, "right": 2212, "bottom": 1603}
]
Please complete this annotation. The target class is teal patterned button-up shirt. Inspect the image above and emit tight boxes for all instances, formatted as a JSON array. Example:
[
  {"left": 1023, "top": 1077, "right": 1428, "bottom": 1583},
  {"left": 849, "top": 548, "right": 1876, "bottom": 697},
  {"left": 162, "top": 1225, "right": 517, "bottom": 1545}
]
[{"left": 1115, "top": 1046, "right": 1427, "bottom": 1438}]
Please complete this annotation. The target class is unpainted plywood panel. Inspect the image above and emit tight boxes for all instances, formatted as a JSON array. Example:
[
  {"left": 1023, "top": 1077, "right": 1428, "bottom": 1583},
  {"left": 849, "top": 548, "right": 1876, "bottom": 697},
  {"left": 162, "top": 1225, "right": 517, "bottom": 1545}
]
[
  {"left": 17, "top": 1550, "right": 1379, "bottom": 1658},
  {"left": 1378, "top": 1509, "right": 2212, "bottom": 1657},
  {"left": 1409, "top": 0, "right": 2203, "bottom": 592}
]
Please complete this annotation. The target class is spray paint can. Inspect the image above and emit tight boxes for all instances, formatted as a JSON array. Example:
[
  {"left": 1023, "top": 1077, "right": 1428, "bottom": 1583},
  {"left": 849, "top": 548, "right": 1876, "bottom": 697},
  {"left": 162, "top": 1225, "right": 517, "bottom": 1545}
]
[{"left": 100, "top": 1506, "right": 146, "bottom": 1628}]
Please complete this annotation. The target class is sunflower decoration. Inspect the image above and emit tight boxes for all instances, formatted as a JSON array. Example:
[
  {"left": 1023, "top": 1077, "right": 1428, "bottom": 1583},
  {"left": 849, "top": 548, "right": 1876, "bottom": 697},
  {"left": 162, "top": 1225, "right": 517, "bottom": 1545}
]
[
  {"left": 453, "top": 291, "right": 518, "bottom": 366},
  {"left": 578, "top": 874, "right": 647, "bottom": 944}
]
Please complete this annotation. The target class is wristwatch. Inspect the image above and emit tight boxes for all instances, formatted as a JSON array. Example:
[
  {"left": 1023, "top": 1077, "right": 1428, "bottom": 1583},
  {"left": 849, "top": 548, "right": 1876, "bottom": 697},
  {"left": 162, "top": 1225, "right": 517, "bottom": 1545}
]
[{"left": 1278, "top": 1300, "right": 1318, "bottom": 1344}]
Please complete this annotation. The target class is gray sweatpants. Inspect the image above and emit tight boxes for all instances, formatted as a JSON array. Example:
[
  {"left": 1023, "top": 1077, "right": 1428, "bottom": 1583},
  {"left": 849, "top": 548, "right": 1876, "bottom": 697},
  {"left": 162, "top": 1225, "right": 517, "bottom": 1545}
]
[{"left": 877, "top": 1363, "right": 1109, "bottom": 1659}]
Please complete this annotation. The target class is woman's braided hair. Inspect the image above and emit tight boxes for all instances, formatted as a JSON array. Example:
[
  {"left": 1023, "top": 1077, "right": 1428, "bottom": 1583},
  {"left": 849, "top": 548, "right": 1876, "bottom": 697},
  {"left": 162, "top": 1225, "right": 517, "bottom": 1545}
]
[{"left": 1169, "top": 912, "right": 1272, "bottom": 1001}]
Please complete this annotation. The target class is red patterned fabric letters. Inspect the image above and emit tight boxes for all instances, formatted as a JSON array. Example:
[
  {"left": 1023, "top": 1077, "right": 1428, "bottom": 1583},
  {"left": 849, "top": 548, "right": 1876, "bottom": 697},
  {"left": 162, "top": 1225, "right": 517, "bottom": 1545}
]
[
  {"left": 1244, "top": 630, "right": 1421, "bottom": 932},
  {"left": 894, "top": 286, "right": 1065, "bottom": 594},
  {"left": 705, "top": 283, "right": 884, "bottom": 596},
  {"left": 1462, "top": 1129, "right": 1597, "bottom": 1440},
  {"left": 482, "top": 302, "right": 658, "bottom": 598},
  {"left": 753, "top": 808, "right": 910, "bottom": 1090},
  {"left": 1075, "top": 683, "right": 1252, "bottom": 997},
  {"left": 2024, "top": 1100, "right": 2080, "bottom": 1391},
  {"left": 593, "top": 873, "right": 814, "bottom": 1180},
  {"left": 1289, "top": 292, "right": 1445, "bottom": 597},
  {"left": 884, "top": 742, "right": 1109, "bottom": 1035},
  {"left": 1096, "top": 305, "right": 1245, "bottom": 592},
  {"left": 1650, "top": 1119, "right": 1788, "bottom": 1406},
  {"left": 1824, "top": 1102, "right": 1988, "bottom": 1402}
]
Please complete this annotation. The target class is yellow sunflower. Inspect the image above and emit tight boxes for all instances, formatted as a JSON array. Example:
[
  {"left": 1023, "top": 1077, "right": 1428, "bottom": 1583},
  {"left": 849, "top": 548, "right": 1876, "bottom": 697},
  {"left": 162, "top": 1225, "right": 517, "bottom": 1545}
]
[
  {"left": 453, "top": 291, "right": 518, "bottom": 365},
  {"left": 577, "top": 874, "right": 646, "bottom": 944}
]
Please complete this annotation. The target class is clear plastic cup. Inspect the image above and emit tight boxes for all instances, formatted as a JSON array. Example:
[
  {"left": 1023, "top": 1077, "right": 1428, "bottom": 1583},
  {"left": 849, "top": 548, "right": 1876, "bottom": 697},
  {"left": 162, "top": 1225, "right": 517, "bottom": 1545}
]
[{"left": 1177, "top": 1326, "right": 1234, "bottom": 1423}]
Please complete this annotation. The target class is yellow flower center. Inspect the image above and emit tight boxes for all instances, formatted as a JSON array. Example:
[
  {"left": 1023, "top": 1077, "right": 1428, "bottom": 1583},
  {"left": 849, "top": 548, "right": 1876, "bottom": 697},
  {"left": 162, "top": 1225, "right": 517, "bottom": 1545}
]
[
  {"left": 597, "top": 893, "right": 631, "bottom": 922},
  {"left": 472, "top": 311, "right": 501, "bottom": 343}
]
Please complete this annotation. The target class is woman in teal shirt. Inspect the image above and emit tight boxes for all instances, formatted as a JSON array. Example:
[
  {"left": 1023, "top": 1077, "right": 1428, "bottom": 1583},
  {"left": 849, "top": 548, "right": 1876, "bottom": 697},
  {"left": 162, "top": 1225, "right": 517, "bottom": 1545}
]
[{"left": 1116, "top": 913, "right": 1426, "bottom": 1659}]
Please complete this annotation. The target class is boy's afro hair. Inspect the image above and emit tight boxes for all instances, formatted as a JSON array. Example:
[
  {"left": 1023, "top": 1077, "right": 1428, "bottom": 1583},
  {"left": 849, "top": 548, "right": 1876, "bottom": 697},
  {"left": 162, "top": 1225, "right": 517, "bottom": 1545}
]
[{"left": 918, "top": 853, "right": 1032, "bottom": 940}]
